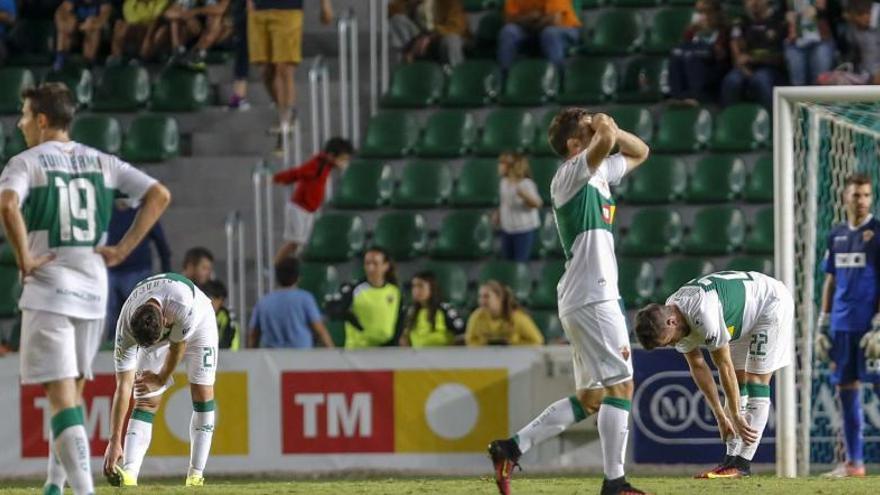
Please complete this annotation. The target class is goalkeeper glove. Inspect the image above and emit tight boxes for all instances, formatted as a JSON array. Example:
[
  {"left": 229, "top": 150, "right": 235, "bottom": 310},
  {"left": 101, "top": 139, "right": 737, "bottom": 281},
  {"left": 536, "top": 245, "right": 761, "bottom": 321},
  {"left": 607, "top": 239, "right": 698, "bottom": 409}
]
[
  {"left": 859, "top": 313, "right": 880, "bottom": 359},
  {"left": 814, "top": 313, "right": 832, "bottom": 362}
]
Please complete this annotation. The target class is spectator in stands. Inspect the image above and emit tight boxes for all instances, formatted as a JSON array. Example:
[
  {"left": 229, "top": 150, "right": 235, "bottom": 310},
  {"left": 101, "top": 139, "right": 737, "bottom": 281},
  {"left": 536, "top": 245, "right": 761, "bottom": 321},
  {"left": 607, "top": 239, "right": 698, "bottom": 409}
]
[
  {"left": 388, "top": 0, "right": 469, "bottom": 66},
  {"left": 248, "top": 0, "right": 334, "bottom": 153},
  {"left": 248, "top": 257, "right": 334, "bottom": 349},
  {"left": 324, "top": 248, "right": 402, "bottom": 349},
  {"left": 227, "top": 0, "right": 249, "bottom": 109},
  {"left": 105, "top": 197, "right": 172, "bottom": 340},
  {"left": 827, "top": 0, "right": 880, "bottom": 85},
  {"left": 497, "top": 0, "right": 581, "bottom": 74},
  {"left": 720, "top": 0, "right": 787, "bottom": 110},
  {"left": 53, "top": 0, "right": 112, "bottom": 71},
  {"left": 668, "top": 0, "right": 730, "bottom": 105},
  {"left": 159, "top": 0, "right": 231, "bottom": 69},
  {"left": 273, "top": 137, "right": 353, "bottom": 263},
  {"left": 181, "top": 246, "right": 214, "bottom": 287},
  {"left": 203, "top": 279, "right": 240, "bottom": 350},
  {"left": 0, "top": 0, "right": 14, "bottom": 67},
  {"left": 399, "top": 271, "right": 465, "bottom": 347},
  {"left": 108, "top": 0, "right": 170, "bottom": 64},
  {"left": 785, "top": 0, "right": 836, "bottom": 85},
  {"left": 465, "top": 280, "right": 544, "bottom": 346},
  {"left": 495, "top": 152, "right": 542, "bottom": 263}
]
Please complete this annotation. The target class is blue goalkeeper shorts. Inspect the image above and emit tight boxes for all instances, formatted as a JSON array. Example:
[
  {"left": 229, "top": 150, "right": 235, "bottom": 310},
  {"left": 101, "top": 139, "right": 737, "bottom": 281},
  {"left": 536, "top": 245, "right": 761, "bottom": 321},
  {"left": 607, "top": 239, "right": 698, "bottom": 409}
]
[{"left": 831, "top": 331, "right": 880, "bottom": 385}]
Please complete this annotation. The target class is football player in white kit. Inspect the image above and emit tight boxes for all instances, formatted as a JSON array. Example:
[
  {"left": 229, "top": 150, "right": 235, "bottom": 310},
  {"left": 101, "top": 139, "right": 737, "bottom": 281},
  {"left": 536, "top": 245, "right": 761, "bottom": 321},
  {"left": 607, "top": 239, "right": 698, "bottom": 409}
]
[
  {"left": 0, "top": 83, "right": 170, "bottom": 495},
  {"left": 634, "top": 270, "right": 794, "bottom": 479},
  {"left": 103, "top": 273, "right": 219, "bottom": 487}
]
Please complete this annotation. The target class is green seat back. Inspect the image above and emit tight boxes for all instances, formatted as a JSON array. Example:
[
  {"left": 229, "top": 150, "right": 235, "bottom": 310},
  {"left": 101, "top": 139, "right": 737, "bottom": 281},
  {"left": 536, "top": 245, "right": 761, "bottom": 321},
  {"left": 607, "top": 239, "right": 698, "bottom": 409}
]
[
  {"left": 0, "top": 68, "right": 35, "bottom": 114},
  {"left": 538, "top": 211, "right": 563, "bottom": 258},
  {"left": 644, "top": 7, "right": 693, "bottom": 54},
  {"left": 744, "top": 155, "right": 773, "bottom": 203},
  {"left": 470, "top": 11, "right": 504, "bottom": 58},
  {"left": 582, "top": 9, "right": 643, "bottom": 55},
  {"left": 727, "top": 255, "right": 773, "bottom": 275},
  {"left": 478, "top": 260, "right": 533, "bottom": 304},
  {"left": 652, "top": 106, "right": 712, "bottom": 152},
  {"left": 657, "top": 258, "right": 714, "bottom": 299},
  {"left": 442, "top": 59, "right": 501, "bottom": 107},
  {"left": 532, "top": 310, "right": 565, "bottom": 343},
  {"left": 710, "top": 103, "right": 770, "bottom": 151},
  {"left": 620, "top": 208, "right": 683, "bottom": 256},
  {"left": 372, "top": 211, "right": 428, "bottom": 261},
  {"left": 392, "top": 161, "right": 453, "bottom": 208},
  {"left": 617, "top": 56, "right": 668, "bottom": 103},
  {"left": 682, "top": 206, "right": 746, "bottom": 255},
  {"left": 332, "top": 160, "right": 393, "bottom": 209},
  {"left": 44, "top": 67, "right": 93, "bottom": 107},
  {"left": 473, "top": 108, "right": 535, "bottom": 156},
  {"left": 618, "top": 155, "right": 686, "bottom": 204},
  {"left": 382, "top": 61, "right": 446, "bottom": 108},
  {"left": 414, "top": 110, "right": 477, "bottom": 157},
  {"left": 298, "top": 263, "right": 340, "bottom": 302},
  {"left": 684, "top": 155, "right": 746, "bottom": 203},
  {"left": 531, "top": 157, "right": 559, "bottom": 205},
  {"left": 532, "top": 260, "right": 565, "bottom": 309},
  {"left": 5, "top": 127, "right": 26, "bottom": 158},
  {"left": 121, "top": 114, "right": 179, "bottom": 163},
  {"left": 608, "top": 105, "right": 654, "bottom": 143},
  {"left": 151, "top": 68, "right": 210, "bottom": 111},
  {"left": 451, "top": 159, "right": 500, "bottom": 207},
  {"left": 302, "top": 213, "right": 366, "bottom": 262},
  {"left": 326, "top": 320, "right": 346, "bottom": 346},
  {"left": 0, "top": 122, "right": 6, "bottom": 162},
  {"left": 421, "top": 261, "right": 469, "bottom": 307},
  {"left": 360, "top": 110, "right": 420, "bottom": 158},
  {"left": 93, "top": 66, "right": 150, "bottom": 111},
  {"left": 618, "top": 258, "right": 655, "bottom": 308},
  {"left": 532, "top": 109, "right": 559, "bottom": 156},
  {"left": 499, "top": 59, "right": 559, "bottom": 106},
  {"left": 744, "top": 207, "right": 774, "bottom": 254},
  {"left": 558, "top": 57, "right": 617, "bottom": 104},
  {"left": 71, "top": 115, "right": 122, "bottom": 155},
  {"left": 0, "top": 246, "right": 21, "bottom": 317},
  {"left": 431, "top": 211, "right": 493, "bottom": 259},
  {"left": 610, "top": 0, "right": 659, "bottom": 7}
]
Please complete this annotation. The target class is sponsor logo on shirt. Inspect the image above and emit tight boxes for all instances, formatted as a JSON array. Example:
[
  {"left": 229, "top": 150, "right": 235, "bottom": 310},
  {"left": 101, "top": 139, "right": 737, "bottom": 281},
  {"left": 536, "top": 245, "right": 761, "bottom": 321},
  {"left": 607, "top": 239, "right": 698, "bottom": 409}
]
[
  {"left": 864, "top": 229, "right": 875, "bottom": 243},
  {"left": 835, "top": 252, "right": 867, "bottom": 268},
  {"left": 620, "top": 346, "right": 631, "bottom": 361},
  {"left": 727, "top": 325, "right": 736, "bottom": 338},
  {"left": 601, "top": 205, "right": 616, "bottom": 224}
]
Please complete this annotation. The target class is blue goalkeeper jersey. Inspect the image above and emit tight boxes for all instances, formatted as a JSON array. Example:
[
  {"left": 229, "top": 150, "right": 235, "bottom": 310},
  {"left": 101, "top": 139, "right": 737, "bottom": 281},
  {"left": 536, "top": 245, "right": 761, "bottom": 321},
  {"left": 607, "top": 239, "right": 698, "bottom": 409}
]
[{"left": 824, "top": 215, "right": 880, "bottom": 332}]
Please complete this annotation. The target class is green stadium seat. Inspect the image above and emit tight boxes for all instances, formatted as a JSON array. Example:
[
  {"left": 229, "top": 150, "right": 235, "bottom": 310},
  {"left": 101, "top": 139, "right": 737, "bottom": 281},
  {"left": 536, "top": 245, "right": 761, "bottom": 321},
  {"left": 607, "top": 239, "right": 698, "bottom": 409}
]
[
  {"left": 532, "top": 310, "right": 566, "bottom": 343},
  {"left": 609, "top": 0, "right": 659, "bottom": 7},
  {"left": 372, "top": 211, "right": 428, "bottom": 261},
  {"left": 463, "top": 0, "right": 495, "bottom": 11},
  {"left": 0, "top": 261, "right": 21, "bottom": 317},
  {"left": 581, "top": 9, "right": 643, "bottom": 55},
  {"left": 151, "top": 68, "right": 210, "bottom": 111},
  {"left": 473, "top": 108, "right": 535, "bottom": 156},
  {"left": 744, "top": 155, "right": 773, "bottom": 203},
  {"left": 682, "top": 206, "right": 746, "bottom": 255},
  {"left": 532, "top": 110, "right": 559, "bottom": 156},
  {"left": 684, "top": 156, "right": 746, "bottom": 203},
  {"left": 619, "top": 208, "right": 683, "bottom": 256},
  {"left": 608, "top": 105, "right": 654, "bottom": 143},
  {"left": 727, "top": 255, "right": 773, "bottom": 275},
  {"left": 644, "top": 7, "right": 693, "bottom": 54},
  {"left": 619, "top": 258, "right": 656, "bottom": 308},
  {"left": 298, "top": 263, "right": 340, "bottom": 301},
  {"left": 652, "top": 106, "right": 713, "bottom": 152},
  {"left": 332, "top": 160, "right": 393, "bottom": 209},
  {"left": 0, "top": 68, "right": 35, "bottom": 114},
  {"left": 391, "top": 161, "right": 453, "bottom": 208},
  {"left": 442, "top": 60, "right": 501, "bottom": 107},
  {"left": 657, "top": 258, "right": 714, "bottom": 299},
  {"left": 44, "top": 67, "right": 93, "bottom": 107},
  {"left": 326, "top": 320, "right": 346, "bottom": 346},
  {"left": 744, "top": 207, "right": 774, "bottom": 254},
  {"left": 7, "top": 19, "right": 54, "bottom": 66},
  {"left": 499, "top": 59, "right": 558, "bottom": 106},
  {"left": 557, "top": 57, "right": 617, "bottom": 104},
  {"left": 478, "top": 260, "right": 533, "bottom": 304},
  {"left": 302, "top": 213, "right": 366, "bottom": 262},
  {"left": 617, "top": 56, "right": 668, "bottom": 103},
  {"left": 431, "top": 211, "right": 493, "bottom": 260},
  {"left": 93, "top": 66, "right": 150, "bottom": 111},
  {"left": 450, "top": 159, "right": 500, "bottom": 207},
  {"left": 532, "top": 260, "right": 565, "bottom": 309},
  {"left": 5, "top": 127, "right": 26, "bottom": 158},
  {"left": 414, "top": 110, "right": 477, "bottom": 157},
  {"left": 421, "top": 261, "right": 469, "bottom": 307},
  {"left": 531, "top": 157, "right": 558, "bottom": 205},
  {"left": 71, "top": 115, "right": 122, "bottom": 155},
  {"left": 583, "top": 0, "right": 605, "bottom": 7},
  {"left": 382, "top": 61, "right": 446, "bottom": 108},
  {"left": 538, "top": 212, "right": 564, "bottom": 258},
  {"left": 710, "top": 103, "right": 770, "bottom": 151},
  {"left": 617, "top": 156, "right": 686, "bottom": 204},
  {"left": 0, "top": 123, "right": 5, "bottom": 162},
  {"left": 669, "top": 0, "right": 696, "bottom": 4},
  {"left": 360, "top": 110, "right": 420, "bottom": 158},
  {"left": 470, "top": 11, "right": 504, "bottom": 58},
  {"left": 121, "top": 114, "right": 179, "bottom": 163}
]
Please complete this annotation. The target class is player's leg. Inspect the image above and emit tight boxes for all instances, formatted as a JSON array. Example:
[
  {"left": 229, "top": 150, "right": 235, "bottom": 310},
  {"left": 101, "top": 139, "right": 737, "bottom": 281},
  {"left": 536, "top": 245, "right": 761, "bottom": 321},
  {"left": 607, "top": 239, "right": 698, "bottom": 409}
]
[{"left": 185, "top": 321, "right": 218, "bottom": 486}]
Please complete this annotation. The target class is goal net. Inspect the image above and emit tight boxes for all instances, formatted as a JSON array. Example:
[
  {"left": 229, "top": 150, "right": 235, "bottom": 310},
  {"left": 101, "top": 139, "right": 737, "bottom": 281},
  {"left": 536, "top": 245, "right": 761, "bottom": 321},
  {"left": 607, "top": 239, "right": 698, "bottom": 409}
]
[{"left": 777, "top": 86, "right": 880, "bottom": 476}]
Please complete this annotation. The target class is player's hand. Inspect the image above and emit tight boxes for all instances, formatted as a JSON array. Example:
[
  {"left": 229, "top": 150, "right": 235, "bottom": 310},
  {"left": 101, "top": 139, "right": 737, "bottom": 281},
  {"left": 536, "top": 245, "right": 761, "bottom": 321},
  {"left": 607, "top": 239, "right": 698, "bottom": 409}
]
[
  {"left": 96, "top": 245, "right": 129, "bottom": 268},
  {"left": 714, "top": 411, "right": 735, "bottom": 443},
  {"left": 590, "top": 113, "right": 617, "bottom": 133},
  {"left": 19, "top": 252, "right": 56, "bottom": 278},
  {"left": 859, "top": 313, "right": 880, "bottom": 358},
  {"left": 103, "top": 441, "right": 123, "bottom": 476},
  {"left": 134, "top": 371, "right": 165, "bottom": 395},
  {"left": 815, "top": 312, "right": 832, "bottom": 362},
  {"left": 730, "top": 413, "right": 758, "bottom": 445}
]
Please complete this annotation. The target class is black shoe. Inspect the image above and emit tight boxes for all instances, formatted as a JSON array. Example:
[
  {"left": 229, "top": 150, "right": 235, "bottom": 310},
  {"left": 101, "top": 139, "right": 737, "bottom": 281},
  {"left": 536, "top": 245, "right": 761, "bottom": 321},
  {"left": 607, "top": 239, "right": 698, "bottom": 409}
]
[
  {"left": 600, "top": 476, "right": 649, "bottom": 495},
  {"left": 487, "top": 439, "right": 521, "bottom": 495}
]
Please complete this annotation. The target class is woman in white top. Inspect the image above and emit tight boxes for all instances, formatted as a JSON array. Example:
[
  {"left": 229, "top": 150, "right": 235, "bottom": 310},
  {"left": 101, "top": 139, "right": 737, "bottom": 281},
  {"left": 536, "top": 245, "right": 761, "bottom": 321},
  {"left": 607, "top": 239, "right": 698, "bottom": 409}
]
[{"left": 496, "top": 152, "right": 543, "bottom": 262}]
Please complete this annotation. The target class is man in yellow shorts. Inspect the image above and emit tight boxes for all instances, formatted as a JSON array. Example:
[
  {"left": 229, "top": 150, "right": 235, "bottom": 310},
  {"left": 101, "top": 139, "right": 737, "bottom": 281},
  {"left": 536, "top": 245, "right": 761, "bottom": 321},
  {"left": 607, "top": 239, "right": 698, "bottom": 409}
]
[{"left": 248, "top": 0, "right": 334, "bottom": 153}]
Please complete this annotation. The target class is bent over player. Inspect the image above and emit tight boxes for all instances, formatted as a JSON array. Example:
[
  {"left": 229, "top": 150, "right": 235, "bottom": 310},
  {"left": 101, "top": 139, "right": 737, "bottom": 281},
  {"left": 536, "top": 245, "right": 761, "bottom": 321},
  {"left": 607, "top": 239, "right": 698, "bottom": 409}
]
[
  {"left": 103, "top": 273, "right": 219, "bottom": 487},
  {"left": 488, "top": 110, "right": 650, "bottom": 495},
  {"left": 0, "top": 83, "right": 169, "bottom": 495},
  {"left": 634, "top": 270, "right": 794, "bottom": 478}
]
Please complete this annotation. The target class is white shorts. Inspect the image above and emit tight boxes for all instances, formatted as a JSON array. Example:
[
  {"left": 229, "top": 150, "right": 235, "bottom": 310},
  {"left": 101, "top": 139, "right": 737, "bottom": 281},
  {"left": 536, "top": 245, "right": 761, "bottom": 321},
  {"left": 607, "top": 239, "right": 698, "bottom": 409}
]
[
  {"left": 283, "top": 202, "right": 315, "bottom": 244},
  {"left": 20, "top": 310, "right": 103, "bottom": 385},
  {"left": 561, "top": 300, "right": 634, "bottom": 390},
  {"left": 731, "top": 281, "right": 794, "bottom": 375}
]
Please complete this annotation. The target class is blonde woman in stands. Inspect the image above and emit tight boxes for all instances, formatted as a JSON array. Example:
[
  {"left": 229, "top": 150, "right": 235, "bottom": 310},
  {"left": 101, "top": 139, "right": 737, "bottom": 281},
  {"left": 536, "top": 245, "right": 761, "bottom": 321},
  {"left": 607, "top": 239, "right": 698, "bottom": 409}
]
[
  {"left": 496, "top": 152, "right": 543, "bottom": 262},
  {"left": 464, "top": 280, "right": 543, "bottom": 346}
]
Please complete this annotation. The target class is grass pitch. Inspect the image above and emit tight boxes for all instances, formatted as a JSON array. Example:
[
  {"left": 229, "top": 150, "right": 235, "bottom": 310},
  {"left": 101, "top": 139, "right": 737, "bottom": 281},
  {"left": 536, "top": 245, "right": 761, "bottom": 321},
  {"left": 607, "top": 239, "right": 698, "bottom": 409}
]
[{"left": 0, "top": 476, "right": 877, "bottom": 494}]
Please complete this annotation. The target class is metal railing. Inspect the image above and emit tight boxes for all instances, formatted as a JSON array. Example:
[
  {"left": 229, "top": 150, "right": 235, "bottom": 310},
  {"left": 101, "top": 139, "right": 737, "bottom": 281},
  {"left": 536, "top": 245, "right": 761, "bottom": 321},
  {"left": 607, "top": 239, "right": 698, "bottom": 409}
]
[
  {"left": 368, "top": 0, "right": 390, "bottom": 116},
  {"left": 252, "top": 161, "right": 275, "bottom": 300},
  {"left": 308, "top": 56, "right": 332, "bottom": 155},
  {"left": 280, "top": 118, "right": 303, "bottom": 168},
  {"left": 224, "top": 211, "right": 246, "bottom": 335},
  {"left": 338, "top": 9, "right": 360, "bottom": 146}
]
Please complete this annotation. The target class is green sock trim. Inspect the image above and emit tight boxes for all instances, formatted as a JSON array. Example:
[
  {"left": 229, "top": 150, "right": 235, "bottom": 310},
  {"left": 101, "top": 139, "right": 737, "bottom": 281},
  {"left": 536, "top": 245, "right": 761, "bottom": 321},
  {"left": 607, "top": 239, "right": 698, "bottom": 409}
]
[
  {"left": 50, "top": 407, "right": 83, "bottom": 439},
  {"left": 512, "top": 434, "right": 520, "bottom": 446},
  {"left": 131, "top": 408, "right": 155, "bottom": 423},
  {"left": 568, "top": 395, "right": 588, "bottom": 422},
  {"left": 739, "top": 384, "right": 748, "bottom": 396},
  {"left": 747, "top": 383, "right": 771, "bottom": 398},
  {"left": 601, "top": 396, "right": 632, "bottom": 412},
  {"left": 42, "top": 484, "right": 62, "bottom": 495},
  {"left": 193, "top": 400, "right": 216, "bottom": 412}
]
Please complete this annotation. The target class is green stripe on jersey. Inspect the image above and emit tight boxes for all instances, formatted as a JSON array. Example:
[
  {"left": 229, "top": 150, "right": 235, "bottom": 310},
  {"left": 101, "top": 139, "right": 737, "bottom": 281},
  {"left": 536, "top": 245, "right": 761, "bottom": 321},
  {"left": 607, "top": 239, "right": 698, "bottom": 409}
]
[
  {"left": 23, "top": 171, "right": 114, "bottom": 248},
  {"left": 134, "top": 272, "right": 196, "bottom": 295},
  {"left": 553, "top": 183, "right": 616, "bottom": 260},
  {"left": 683, "top": 271, "right": 752, "bottom": 341}
]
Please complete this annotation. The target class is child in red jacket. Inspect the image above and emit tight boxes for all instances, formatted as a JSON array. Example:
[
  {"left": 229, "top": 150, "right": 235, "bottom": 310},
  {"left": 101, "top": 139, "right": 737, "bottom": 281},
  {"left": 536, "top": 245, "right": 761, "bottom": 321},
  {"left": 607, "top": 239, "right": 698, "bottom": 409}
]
[{"left": 273, "top": 137, "right": 353, "bottom": 263}]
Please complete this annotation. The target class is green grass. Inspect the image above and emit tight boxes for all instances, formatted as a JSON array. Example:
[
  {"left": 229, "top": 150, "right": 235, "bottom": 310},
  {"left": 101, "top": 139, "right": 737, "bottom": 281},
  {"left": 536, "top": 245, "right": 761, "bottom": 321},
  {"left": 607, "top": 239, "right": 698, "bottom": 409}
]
[{"left": 1, "top": 476, "right": 879, "bottom": 494}]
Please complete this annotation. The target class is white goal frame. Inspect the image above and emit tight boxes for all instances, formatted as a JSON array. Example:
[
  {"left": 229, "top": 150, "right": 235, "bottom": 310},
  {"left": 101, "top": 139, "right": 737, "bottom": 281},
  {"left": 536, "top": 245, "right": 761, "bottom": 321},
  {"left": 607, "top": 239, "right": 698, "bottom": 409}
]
[{"left": 774, "top": 85, "right": 880, "bottom": 478}]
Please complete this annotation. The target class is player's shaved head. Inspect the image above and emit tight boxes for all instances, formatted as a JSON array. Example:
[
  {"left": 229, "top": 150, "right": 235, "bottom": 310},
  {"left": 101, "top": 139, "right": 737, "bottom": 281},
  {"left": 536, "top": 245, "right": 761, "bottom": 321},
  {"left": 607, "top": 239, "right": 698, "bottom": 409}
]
[
  {"left": 634, "top": 303, "right": 675, "bottom": 350},
  {"left": 548, "top": 107, "right": 591, "bottom": 158},
  {"left": 131, "top": 303, "right": 163, "bottom": 347}
]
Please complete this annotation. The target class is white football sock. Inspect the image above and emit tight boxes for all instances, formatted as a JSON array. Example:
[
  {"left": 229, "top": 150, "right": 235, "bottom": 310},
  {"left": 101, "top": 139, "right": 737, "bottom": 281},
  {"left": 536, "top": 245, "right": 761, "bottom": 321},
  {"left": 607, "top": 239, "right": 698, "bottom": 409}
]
[
  {"left": 739, "top": 383, "right": 771, "bottom": 461},
  {"left": 189, "top": 401, "right": 216, "bottom": 477},
  {"left": 514, "top": 396, "right": 589, "bottom": 454},
  {"left": 598, "top": 397, "right": 630, "bottom": 480},
  {"left": 45, "top": 433, "right": 67, "bottom": 492},
  {"left": 725, "top": 385, "right": 749, "bottom": 457},
  {"left": 51, "top": 407, "right": 93, "bottom": 495},
  {"left": 122, "top": 409, "right": 155, "bottom": 480}
]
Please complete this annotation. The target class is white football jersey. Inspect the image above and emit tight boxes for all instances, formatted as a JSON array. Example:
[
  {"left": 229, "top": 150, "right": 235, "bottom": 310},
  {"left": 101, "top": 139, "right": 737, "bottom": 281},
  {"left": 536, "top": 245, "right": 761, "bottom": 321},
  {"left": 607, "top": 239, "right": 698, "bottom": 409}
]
[
  {"left": 551, "top": 151, "right": 627, "bottom": 315},
  {"left": 0, "top": 140, "right": 156, "bottom": 319}
]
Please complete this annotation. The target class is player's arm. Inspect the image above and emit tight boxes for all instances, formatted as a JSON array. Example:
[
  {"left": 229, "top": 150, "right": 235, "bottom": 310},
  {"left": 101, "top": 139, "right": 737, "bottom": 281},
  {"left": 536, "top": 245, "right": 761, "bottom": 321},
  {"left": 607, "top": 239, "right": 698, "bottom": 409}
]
[
  {"left": 709, "top": 346, "right": 758, "bottom": 444},
  {"left": 615, "top": 128, "right": 650, "bottom": 172},
  {"left": 104, "top": 369, "right": 136, "bottom": 475},
  {"left": 0, "top": 190, "right": 55, "bottom": 276},
  {"left": 97, "top": 183, "right": 171, "bottom": 267},
  {"left": 272, "top": 163, "right": 311, "bottom": 185},
  {"left": 311, "top": 320, "right": 335, "bottom": 348},
  {"left": 136, "top": 341, "right": 186, "bottom": 395},
  {"left": 584, "top": 113, "right": 618, "bottom": 172},
  {"left": 683, "top": 349, "right": 726, "bottom": 417}
]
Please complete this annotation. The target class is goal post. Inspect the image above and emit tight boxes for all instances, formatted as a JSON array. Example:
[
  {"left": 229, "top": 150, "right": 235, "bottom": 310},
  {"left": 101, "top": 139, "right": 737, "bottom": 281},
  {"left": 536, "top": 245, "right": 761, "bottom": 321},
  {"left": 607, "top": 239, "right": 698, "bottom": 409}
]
[{"left": 774, "top": 86, "right": 880, "bottom": 478}]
